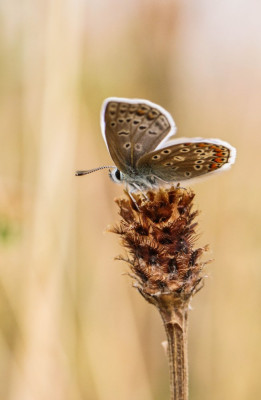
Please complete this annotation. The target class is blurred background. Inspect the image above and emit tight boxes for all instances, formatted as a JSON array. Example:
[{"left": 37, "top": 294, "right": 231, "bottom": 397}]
[{"left": 0, "top": 0, "right": 260, "bottom": 399}]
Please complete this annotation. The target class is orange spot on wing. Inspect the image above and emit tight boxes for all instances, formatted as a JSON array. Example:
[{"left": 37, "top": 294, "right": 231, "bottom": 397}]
[
  {"left": 147, "top": 112, "right": 156, "bottom": 120},
  {"left": 210, "top": 163, "right": 218, "bottom": 170},
  {"left": 137, "top": 109, "right": 147, "bottom": 115},
  {"left": 214, "top": 157, "right": 223, "bottom": 163},
  {"left": 197, "top": 143, "right": 207, "bottom": 147}
]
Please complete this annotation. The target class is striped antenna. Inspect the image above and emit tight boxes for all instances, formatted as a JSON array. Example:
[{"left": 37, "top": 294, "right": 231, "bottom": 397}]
[{"left": 75, "top": 166, "right": 115, "bottom": 176}]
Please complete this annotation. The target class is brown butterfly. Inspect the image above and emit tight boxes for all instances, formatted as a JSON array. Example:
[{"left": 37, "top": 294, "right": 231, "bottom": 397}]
[{"left": 76, "top": 98, "right": 236, "bottom": 191}]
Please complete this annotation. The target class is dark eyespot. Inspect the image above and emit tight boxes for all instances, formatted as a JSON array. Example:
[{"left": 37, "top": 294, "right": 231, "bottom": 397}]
[
  {"left": 118, "top": 119, "right": 124, "bottom": 123},
  {"left": 152, "top": 155, "right": 160, "bottom": 160},
  {"left": 162, "top": 149, "right": 171, "bottom": 154},
  {"left": 139, "top": 125, "right": 146, "bottom": 130},
  {"left": 109, "top": 103, "right": 117, "bottom": 109},
  {"left": 194, "top": 165, "right": 203, "bottom": 170},
  {"left": 124, "top": 143, "right": 131, "bottom": 149},
  {"left": 133, "top": 120, "right": 139, "bottom": 125},
  {"left": 148, "top": 130, "right": 157, "bottom": 135},
  {"left": 185, "top": 171, "right": 191, "bottom": 177},
  {"left": 110, "top": 122, "right": 116, "bottom": 127},
  {"left": 110, "top": 111, "right": 115, "bottom": 116},
  {"left": 126, "top": 118, "right": 131, "bottom": 122}
]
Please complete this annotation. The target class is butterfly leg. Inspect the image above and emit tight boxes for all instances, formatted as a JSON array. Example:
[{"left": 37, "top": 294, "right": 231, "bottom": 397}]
[
  {"left": 127, "top": 188, "right": 139, "bottom": 208},
  {"left": 125, "top": 184, "right": 143, "bottom": 210},
  {"left": 128, "top": 190, "right": 137, "bottom": 204},
  {"left": 131, "top": 183, "right": 150, "bottom": 201}
]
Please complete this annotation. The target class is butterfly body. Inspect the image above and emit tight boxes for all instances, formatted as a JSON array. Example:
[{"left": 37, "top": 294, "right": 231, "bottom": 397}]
[
  {"left": 101, "top": 97, "right": 236, "bottom": 191},
  {"left": 109, "top": 166, "right": 158, "bottom": 191}
]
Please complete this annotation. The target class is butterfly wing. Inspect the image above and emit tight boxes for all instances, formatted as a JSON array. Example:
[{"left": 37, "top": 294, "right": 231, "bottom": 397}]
[
  {"left": 101, "top": 97, "right": 176, "bottom": 173},
  {"left": 137, "top": 139, "right": 236, "bottom": 182}
]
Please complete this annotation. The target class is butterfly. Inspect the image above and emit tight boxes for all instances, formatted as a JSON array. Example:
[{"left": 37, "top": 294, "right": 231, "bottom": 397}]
[{"left": 76, "top": 97, "right": 236, "bottom": 192}]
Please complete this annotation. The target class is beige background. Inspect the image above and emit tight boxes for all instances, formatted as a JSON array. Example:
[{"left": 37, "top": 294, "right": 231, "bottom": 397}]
[{"left": 1, "top": 1, "right": 260, "bottom": 399}]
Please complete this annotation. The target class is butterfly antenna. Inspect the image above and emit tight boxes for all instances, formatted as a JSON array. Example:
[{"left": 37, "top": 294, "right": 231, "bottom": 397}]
[{"left": 75, "top": 166, "right": 115, "bottom": 176}]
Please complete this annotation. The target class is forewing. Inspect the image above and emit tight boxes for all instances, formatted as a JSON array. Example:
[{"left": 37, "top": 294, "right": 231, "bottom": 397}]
[
  {"left": 137, "top": 139, "right": 235, "bottom": 182},
  {"left": 101, "top": 98, "right": 175, "bottom": 173}
]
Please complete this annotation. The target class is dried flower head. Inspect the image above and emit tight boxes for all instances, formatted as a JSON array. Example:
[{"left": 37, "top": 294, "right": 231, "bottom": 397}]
[{"left": 111, "top": 186, "right": 208, "bottom": 307}]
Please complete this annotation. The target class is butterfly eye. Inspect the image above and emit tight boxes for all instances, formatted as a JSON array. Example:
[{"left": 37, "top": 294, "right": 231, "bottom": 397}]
[
  {"left": 115, "top": 169, "right": 121, "bottom": 180},
  {"left": 110, "top": 168, "right": 123, "bottom": 183}
]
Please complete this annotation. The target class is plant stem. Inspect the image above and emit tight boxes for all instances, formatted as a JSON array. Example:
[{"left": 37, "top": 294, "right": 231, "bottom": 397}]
[{"left": 160, "top": 303, "right": 189, "bottom": 400}]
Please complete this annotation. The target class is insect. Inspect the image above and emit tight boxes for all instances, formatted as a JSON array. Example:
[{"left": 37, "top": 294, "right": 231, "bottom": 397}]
[{"left": 76, "top": 97, "right": 236, "bottom": 192}]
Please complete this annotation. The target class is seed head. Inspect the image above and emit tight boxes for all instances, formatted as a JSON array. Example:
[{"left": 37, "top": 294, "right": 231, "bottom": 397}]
[{"left": 110, "top": 186, "right": 208, "bottom": 306}]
